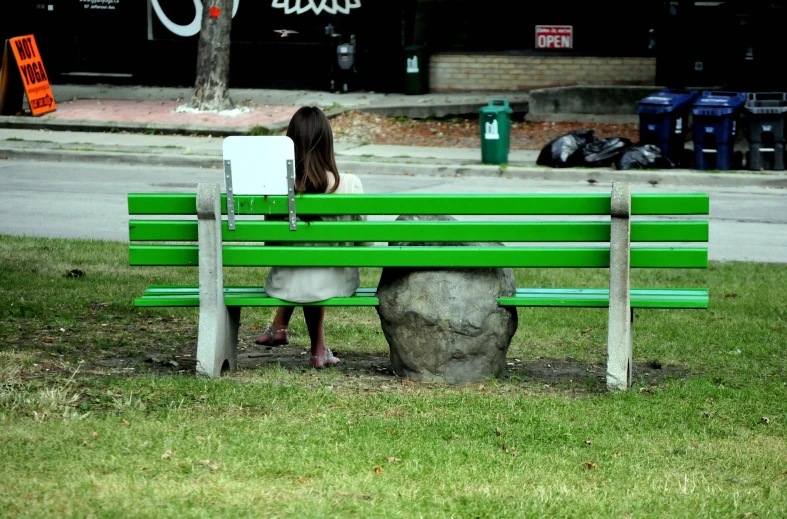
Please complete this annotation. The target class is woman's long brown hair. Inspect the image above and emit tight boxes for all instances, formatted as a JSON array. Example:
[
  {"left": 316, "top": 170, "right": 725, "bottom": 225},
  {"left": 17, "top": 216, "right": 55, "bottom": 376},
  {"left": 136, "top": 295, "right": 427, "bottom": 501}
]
[{"left": 287, "top": 106, "right": 340, "bottom": 194}]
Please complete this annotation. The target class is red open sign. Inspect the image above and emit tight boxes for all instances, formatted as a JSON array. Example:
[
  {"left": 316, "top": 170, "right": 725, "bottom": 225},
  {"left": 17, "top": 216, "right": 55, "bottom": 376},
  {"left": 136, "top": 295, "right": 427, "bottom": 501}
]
[{"left": 535, "top": 25, "right": 573, "bottom": 49}]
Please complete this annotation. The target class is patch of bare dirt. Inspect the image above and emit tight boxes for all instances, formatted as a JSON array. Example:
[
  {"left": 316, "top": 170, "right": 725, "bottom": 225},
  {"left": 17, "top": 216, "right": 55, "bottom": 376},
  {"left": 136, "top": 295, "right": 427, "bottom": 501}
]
[
  {"left": 92, "top": 343, "right": 688, "bottom": 393},
  {"left": 4, "top": 317, "right": 688, "bottom": 392},
  {"left": 330, "top": 111, "right": 640, "bottom": 151},
  {"left": 512, "top": 357, "right": 688, "bottom": 387}
]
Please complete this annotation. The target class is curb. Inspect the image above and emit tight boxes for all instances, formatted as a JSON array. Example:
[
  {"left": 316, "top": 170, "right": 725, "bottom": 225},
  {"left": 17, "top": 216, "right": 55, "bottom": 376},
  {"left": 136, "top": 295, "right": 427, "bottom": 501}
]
[
  {"left": 338, "top": 161, "right": 787, "bottom": 187},
  {"left": 359, "top": 101, "right": 529, "bottom": 120},
  {"left": 3, "top": 146, "right": 786, "bottom": 188},
  {"left": 0, "top": 107, "right": 345, "bottom": 137},
  {"left": 0, "top": 148, "right": 220, "bottom": 168},
  {"left": 525, "top": 113, "right": 639, "bottom": 124},
  {"left": 0, "top": 116, "right": 258, "bottom": 137}
]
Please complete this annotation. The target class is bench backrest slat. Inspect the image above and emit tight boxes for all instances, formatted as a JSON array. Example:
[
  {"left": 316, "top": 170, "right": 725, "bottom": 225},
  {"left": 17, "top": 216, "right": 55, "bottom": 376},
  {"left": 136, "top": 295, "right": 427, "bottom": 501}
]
[
  {"left": 128, "top": 191, "right": 709, "bottom": 271},
  {"left": 128, "top": 193, "right": 710, "bottom": 216},
  {"left": 129, "top": 220, "right": 709, "bottom": 243},
  {"left": 129, "top": 245, "right": 708, "bottom": 269}
]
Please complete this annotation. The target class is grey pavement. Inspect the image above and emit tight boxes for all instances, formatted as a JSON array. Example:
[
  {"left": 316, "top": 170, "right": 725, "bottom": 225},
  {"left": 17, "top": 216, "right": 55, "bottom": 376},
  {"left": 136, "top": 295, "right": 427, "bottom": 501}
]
[
  {"left": 3, "top": 84, "right": 530, "bottom": 136},
  {"left": 1, "top": 159, "right": 785, "bottom": 264},
  {"left": 0, "top": 128, "right": 226, "bottom": 154},
  {"left": 47, "top": 85, "right": 531, "bottom": 119},
  {"left": 335, "top": 143, "right": 539, "bottom": 164},
  {"left": 2, "top": 129, "right": 786, "bottom": 190},
  {"left": 0, "top": 127, "right": 538, "bottom": 163},
  {"left": 3, "top": 84, "right": 785, "bottom": 189}
]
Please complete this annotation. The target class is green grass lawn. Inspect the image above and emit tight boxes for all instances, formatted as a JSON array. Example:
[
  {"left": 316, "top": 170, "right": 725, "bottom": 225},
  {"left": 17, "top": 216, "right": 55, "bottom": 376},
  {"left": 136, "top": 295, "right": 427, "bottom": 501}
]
[{"left": 1, "top": 234, "right": 785, "bottom": 518}]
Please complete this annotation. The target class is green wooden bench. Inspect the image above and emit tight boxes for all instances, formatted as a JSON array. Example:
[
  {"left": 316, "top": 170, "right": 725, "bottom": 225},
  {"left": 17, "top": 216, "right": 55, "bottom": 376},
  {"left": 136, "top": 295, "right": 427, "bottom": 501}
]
[{"left": 128, "top": 182, "right": 709, "bottom": 390}]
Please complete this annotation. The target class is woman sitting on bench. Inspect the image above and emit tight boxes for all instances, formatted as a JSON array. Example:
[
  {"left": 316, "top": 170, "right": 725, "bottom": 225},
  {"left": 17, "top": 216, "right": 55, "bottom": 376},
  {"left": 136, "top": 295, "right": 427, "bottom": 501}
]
[{"left": 253, "top": 106, "right": 366, "bottom": 369}]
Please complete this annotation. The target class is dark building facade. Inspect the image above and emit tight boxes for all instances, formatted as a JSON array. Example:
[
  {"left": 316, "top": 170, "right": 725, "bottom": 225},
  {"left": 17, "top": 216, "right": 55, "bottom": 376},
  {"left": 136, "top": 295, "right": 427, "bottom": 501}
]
[{"left": 1, "top": 1, "right": 785, "bottom": 92}]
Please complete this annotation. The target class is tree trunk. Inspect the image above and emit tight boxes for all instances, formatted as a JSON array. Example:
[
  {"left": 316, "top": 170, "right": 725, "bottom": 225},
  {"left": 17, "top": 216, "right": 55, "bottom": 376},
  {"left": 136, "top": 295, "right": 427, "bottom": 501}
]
[{"left": 189, "top": 0, "right": 234, "bottom": 111}]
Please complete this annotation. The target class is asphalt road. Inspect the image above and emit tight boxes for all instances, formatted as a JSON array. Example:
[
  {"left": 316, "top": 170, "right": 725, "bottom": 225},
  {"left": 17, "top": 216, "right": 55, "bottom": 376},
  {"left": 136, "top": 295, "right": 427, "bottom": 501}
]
[{"left": 1, "top": 159, "right": 785, "bottom": 263}]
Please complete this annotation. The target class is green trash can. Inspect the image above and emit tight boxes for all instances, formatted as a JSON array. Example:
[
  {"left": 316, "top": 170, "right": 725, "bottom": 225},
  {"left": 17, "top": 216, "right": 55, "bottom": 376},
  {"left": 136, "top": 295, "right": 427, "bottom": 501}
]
[
  {"left": 479, "top": 99, "right": 513, "bottom": 165},
  {"left": 404, "top": 45, "right": 429, "bottom": 95}
]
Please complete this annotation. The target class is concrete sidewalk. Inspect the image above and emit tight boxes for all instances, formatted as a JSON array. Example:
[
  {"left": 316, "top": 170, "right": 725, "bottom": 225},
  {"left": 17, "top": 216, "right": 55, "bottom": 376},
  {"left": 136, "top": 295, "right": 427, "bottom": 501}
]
[
  {"left": 1, "top": 84, "right": 530, "bottom": 136},
  {"left": 2, "top": 128, "right": 786, "bottom": 189},
  {"left": 0, "top": 128, "right": 539, "bottom": 164},
  {"left": 1, "top": 84, "right": 786, "bottom": 188}
]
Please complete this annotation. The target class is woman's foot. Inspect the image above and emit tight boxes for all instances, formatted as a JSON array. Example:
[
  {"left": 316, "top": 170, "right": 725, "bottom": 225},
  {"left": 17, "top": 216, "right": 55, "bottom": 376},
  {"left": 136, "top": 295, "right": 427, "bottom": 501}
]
[
  {"left": 310, "top": 348, "right": 340, "bottom": 369},
  {"left": 254, "top": 325, "right": 289, "bottom": 346}
]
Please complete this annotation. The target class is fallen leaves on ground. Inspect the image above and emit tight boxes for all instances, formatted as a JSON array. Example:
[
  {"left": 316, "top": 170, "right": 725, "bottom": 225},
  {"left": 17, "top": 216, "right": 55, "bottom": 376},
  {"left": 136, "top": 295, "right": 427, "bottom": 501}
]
[
  {"left": 501, "top": 444, "right": 519, "bottom": 456},
  {"left": 162, "top": 448, "right": 177, "bottom": 459},
  {"left": 330, "top": 111, "right": 639, "bottom": 151},
  {"left": 199, "top": 460, "right": 219, "bottom": 471}
]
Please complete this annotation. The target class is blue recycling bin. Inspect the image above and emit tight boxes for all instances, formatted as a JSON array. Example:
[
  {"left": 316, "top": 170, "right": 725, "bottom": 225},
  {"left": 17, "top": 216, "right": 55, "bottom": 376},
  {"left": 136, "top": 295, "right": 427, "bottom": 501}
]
[
  {"left": 692, "top": 91, "right": 747, "bottom": 170},
  {"left": 637, "top": 88, "right": 698, "bottom": 166}
]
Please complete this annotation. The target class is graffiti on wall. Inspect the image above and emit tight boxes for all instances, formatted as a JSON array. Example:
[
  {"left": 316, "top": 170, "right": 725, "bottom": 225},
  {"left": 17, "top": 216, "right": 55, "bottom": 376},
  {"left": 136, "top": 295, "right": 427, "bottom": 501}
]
[
  {"left": 150, "top": 0, "right": 238, "bottom": 37},
  {"left": 271, "top": 1, "right": 361, "bottom": 15},
  {"left": 151, "top": 0, "right": 362, "bottom": 37}
]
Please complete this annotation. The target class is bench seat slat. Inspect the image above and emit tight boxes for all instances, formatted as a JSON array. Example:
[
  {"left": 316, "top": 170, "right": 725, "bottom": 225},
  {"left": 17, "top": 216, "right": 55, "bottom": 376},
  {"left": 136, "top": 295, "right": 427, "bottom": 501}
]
[
  {"left": 141, "top": 285, "right": 707, "bottom": 297},
  {"left": 134, "top": 293, "right": 380, "bottom": 307},
  {"left": 499, "top": 288, "right": 709, "bottom": 309},
  {"left": 129, "top": 245, "right": 708, "bottom": 268},
  {"left": 142, "top": 286, "right": 379, "bottom": 295},
  {"left": 128, "top": 193, "right": 710, "bottom": 216},
  {"left": 134, "top": 286, "right": 708, "bottom": 309},
  {"left": 129, "top": 220, "right": 710, "bottom": 243}
]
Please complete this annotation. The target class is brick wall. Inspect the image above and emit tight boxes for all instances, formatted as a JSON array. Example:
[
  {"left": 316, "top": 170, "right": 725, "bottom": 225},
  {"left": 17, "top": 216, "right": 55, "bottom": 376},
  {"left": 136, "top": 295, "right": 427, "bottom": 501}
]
[{"left": 429, "top": 54, "right": 657, "bottom": 92}]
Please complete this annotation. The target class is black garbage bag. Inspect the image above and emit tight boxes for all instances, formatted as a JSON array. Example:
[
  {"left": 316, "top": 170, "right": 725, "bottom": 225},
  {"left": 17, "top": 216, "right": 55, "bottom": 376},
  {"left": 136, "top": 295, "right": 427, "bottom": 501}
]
[
  {"left": 616, "top": 144, "right": 675, "bottom": 170},
  {"left": 536, "top": 130, "right": 596, "bottom": 168},
  {"left": 582, "top": 137, "right": 632, "bottom": 168}
]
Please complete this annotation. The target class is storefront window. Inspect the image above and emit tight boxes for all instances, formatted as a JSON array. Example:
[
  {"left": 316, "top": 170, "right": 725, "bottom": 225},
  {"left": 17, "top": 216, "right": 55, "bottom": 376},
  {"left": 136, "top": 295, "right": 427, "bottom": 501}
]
[{"left": 420, "top": 0, "right": 660, "bottom": 56}]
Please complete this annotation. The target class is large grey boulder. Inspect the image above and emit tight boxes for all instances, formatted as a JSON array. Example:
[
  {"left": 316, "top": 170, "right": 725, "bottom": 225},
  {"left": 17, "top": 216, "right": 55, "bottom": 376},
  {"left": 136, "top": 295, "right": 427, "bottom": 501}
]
[{"left": 375, "top": 215, "right": 518, "bottom": 384}]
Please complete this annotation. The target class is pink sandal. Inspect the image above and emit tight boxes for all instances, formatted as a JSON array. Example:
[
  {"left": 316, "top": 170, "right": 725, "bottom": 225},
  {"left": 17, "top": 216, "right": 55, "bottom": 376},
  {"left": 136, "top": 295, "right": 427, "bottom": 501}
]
[
  {"left": 254, "top": 326, "right": 289, "bottom": 346},
  {"left": 310, "top": 348, "right": 340, "bottom": 369}
]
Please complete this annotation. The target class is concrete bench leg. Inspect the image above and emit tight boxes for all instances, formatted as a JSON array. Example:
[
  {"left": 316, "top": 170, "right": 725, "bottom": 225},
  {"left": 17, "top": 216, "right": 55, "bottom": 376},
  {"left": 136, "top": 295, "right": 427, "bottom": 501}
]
[
  {"left": 607, "top": 182, "right": 633, "bottom": 391},
  {"left": 197, "top": 305, "right": 240, "bottom": 378},
  {"left": 195, "top": 182, "right": 238, "bottom": 378}
]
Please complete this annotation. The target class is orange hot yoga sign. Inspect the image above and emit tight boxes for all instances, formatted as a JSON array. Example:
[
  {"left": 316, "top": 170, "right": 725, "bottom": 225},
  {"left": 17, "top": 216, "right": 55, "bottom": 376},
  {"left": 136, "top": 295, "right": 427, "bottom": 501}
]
[{"left": 9, "top": 35, "right": 56, "bottom": 116}]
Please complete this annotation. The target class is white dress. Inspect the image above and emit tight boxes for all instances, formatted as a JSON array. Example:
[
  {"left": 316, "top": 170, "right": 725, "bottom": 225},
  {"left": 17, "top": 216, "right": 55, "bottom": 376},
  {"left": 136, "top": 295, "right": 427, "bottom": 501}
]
[{"left": 263, "top": 173, "right": 366, "bottom": 303}]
